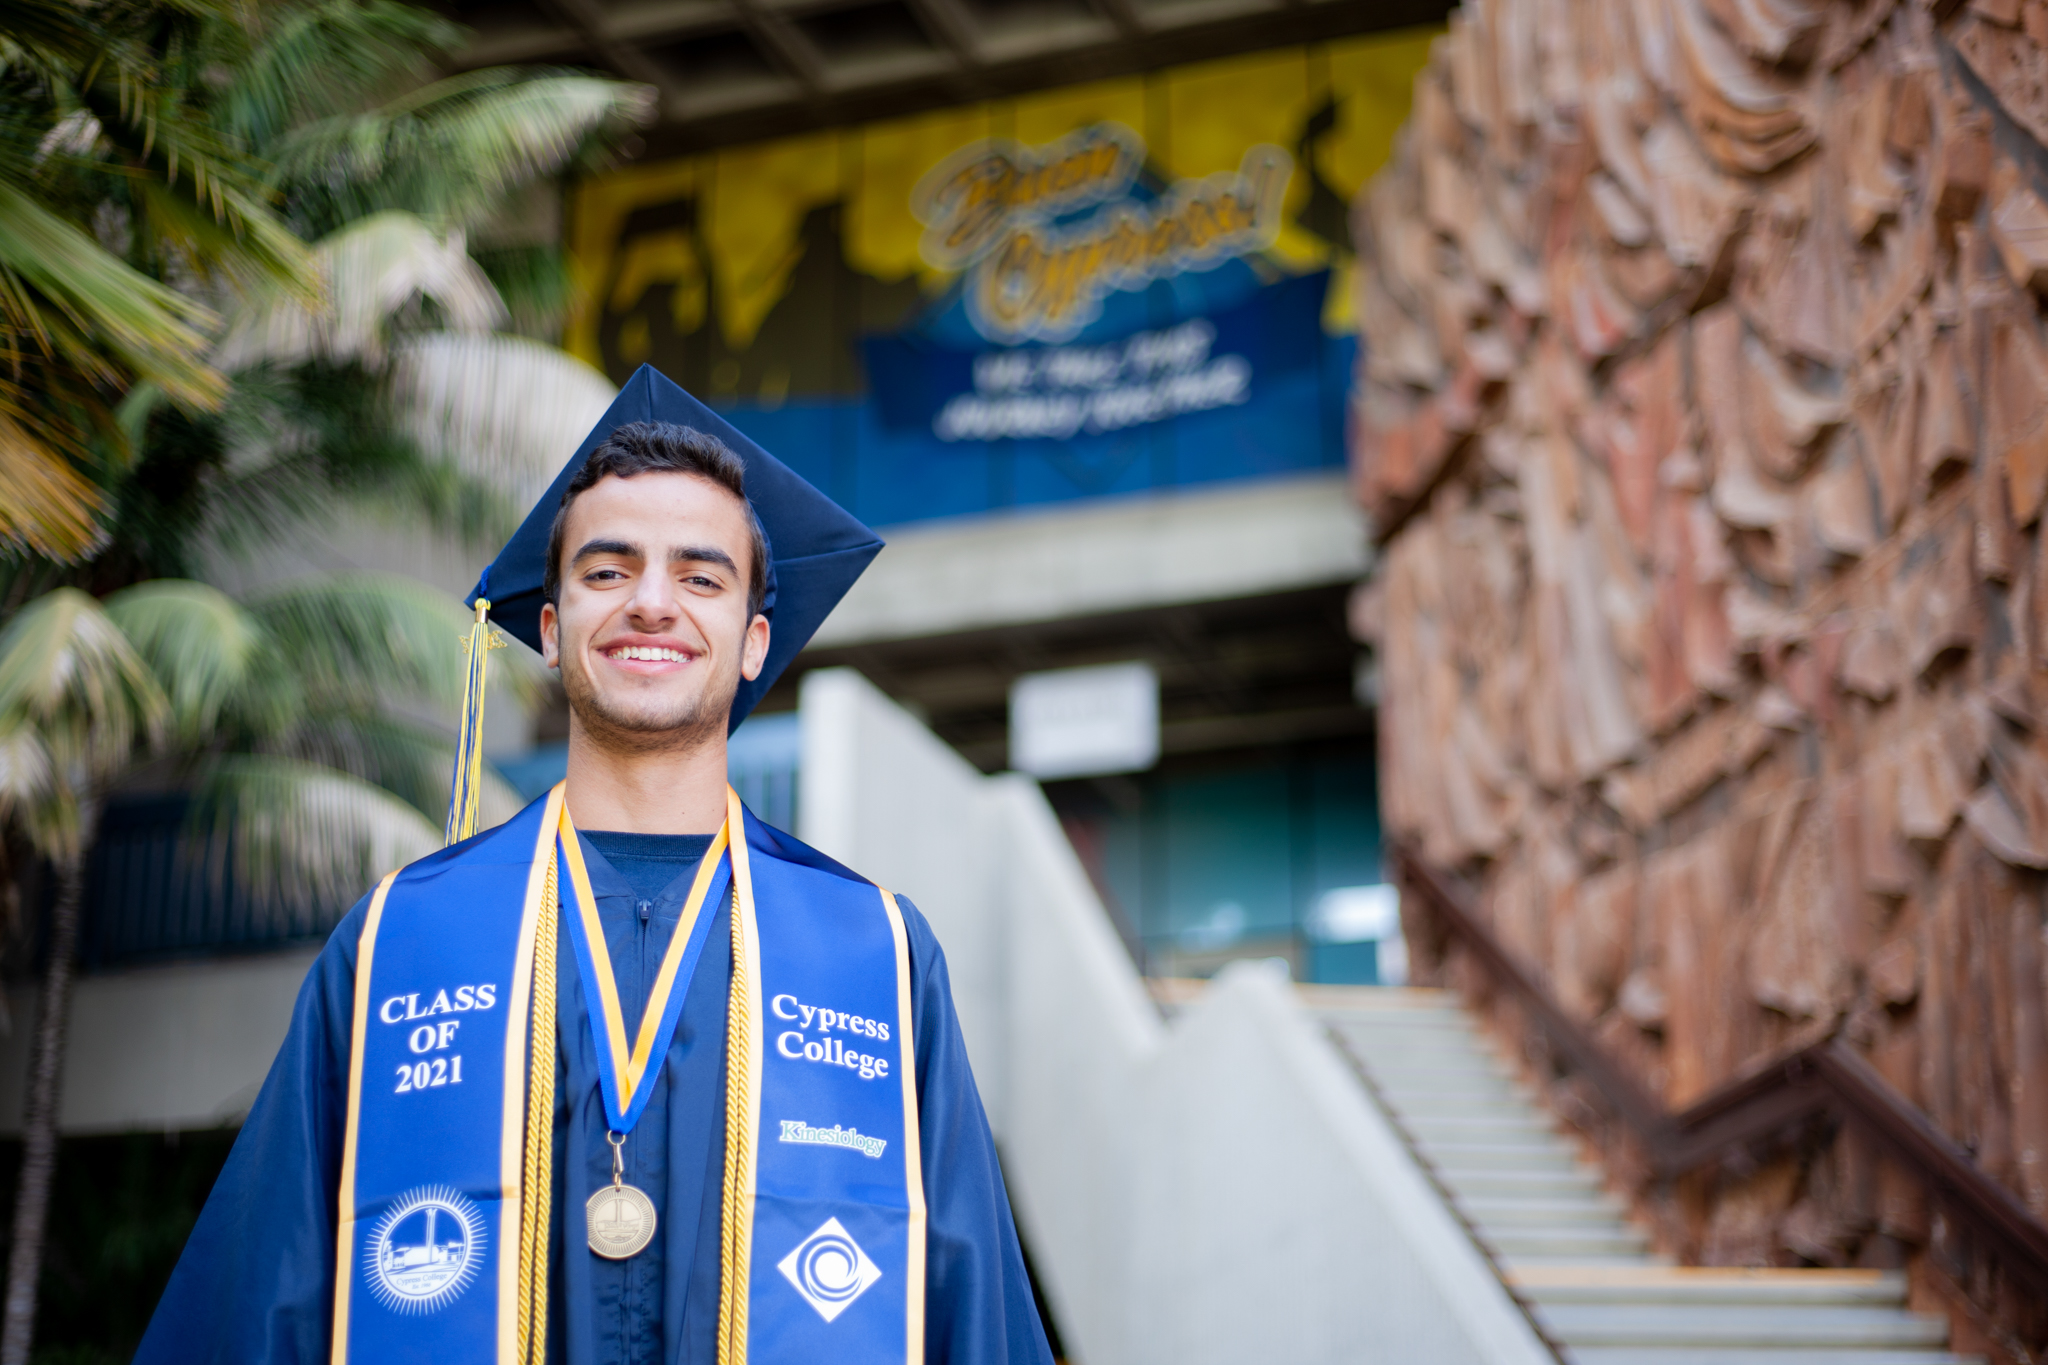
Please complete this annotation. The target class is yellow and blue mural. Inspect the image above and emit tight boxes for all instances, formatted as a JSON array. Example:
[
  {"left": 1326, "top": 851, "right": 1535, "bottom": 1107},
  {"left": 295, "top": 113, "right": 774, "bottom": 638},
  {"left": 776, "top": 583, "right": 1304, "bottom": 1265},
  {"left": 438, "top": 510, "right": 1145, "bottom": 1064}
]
[{"left": 566, "top": 33, "right": 1434, "bottom": 526}]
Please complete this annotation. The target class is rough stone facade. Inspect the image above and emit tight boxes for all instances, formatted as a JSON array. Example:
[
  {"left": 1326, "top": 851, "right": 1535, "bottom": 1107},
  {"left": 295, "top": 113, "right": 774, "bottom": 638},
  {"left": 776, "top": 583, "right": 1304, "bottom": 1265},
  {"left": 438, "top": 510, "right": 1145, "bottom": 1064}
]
[{"left": 1349, "top": 0, "right": 2048, "bottom": 1351}]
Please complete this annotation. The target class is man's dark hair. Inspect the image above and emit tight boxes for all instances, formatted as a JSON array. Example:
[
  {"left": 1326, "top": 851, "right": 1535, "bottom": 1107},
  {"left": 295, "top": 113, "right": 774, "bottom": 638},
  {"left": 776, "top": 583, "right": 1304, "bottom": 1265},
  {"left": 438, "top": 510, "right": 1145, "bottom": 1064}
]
[{"left": 543, "top": 422, "right": 769, "bottom": 619}]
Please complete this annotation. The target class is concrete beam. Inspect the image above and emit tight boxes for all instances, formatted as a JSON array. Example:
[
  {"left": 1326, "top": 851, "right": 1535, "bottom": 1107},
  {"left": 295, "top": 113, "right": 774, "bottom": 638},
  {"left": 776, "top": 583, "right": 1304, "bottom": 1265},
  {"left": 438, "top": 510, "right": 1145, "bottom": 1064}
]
[{"left": 810, "top": 473, "right": 1371, "bottom": 648}]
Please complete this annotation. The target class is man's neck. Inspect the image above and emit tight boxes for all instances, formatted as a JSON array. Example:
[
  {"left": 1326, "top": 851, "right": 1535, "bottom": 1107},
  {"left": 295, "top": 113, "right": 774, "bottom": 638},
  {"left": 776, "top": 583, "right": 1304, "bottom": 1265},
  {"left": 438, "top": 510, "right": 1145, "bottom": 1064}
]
[{"left": 562, "top": 720, "right": 729, "bottom": 834}]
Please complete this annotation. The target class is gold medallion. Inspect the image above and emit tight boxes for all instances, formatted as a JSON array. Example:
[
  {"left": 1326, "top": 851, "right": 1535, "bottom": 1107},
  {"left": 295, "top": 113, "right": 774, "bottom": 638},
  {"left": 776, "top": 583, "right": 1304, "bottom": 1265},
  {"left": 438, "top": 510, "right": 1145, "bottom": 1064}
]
[
  {"left": 587, "top": 1130, "right": 656, "bottom": 1258},
  {"left": 586, "top": 1181, "right": 657, "bottom": 1259}
]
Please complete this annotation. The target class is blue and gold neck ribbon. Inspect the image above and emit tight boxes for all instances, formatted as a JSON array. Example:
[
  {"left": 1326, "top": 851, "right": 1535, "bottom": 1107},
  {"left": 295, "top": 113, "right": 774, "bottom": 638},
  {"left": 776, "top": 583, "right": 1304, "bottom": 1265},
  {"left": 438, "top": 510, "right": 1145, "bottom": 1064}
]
[{"left": 557, "top": 804, "right": 731, "bottom": 1134}]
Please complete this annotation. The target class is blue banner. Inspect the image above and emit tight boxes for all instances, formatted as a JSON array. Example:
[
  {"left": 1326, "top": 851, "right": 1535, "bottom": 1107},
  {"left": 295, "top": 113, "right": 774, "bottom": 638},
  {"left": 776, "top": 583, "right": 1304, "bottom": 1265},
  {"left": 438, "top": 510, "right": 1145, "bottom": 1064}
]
[{"left": 865, "top": 269, "right": 1327, "bottom": 445}]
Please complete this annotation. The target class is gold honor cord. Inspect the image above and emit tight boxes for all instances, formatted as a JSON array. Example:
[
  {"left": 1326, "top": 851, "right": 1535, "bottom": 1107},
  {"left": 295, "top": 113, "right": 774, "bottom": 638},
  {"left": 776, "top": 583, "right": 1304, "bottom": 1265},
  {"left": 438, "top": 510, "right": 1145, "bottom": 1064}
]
[
  {"left": 514, "top": 843, "right": 558, "bottom": 1364},
  {"left": 716, "top": 786, "right": 761, "bottom": 1365}
]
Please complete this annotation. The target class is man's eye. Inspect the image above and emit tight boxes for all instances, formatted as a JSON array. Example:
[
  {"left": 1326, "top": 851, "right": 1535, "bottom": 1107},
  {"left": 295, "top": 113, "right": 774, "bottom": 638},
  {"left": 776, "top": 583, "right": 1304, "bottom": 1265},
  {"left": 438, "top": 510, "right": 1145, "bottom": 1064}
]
[
  {"left": 684, "top": 574, "right": 719, "bottom": 589},
  {"left": 585, "top": 568, "right": 626, "bottom": 582}
]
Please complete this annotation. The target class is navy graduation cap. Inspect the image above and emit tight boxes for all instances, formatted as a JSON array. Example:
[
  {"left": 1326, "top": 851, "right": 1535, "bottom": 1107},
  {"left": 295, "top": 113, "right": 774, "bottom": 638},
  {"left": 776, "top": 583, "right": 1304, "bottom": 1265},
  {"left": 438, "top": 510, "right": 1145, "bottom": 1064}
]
[{"left": 440, "top": 365, "right": 884, "bottom": 843}]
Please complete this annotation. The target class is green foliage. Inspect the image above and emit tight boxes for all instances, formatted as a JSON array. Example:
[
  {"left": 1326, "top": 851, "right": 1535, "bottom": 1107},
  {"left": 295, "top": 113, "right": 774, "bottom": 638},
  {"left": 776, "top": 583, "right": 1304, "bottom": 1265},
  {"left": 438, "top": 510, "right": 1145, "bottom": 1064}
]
[
  {"left": 0, "top": 0, "right": 313, "bottom": 560},
  {"left": 0, "top": 589, "right": 164, "bottom": 855},
  {"left": 0, "top": 568, "right": 537, "bottom": 904},
  {"left": 273, "top": 69, "right": 651, "bottom": 235},
  {"left": 1, "top": 0, "right": 649, "bottom": 586}
]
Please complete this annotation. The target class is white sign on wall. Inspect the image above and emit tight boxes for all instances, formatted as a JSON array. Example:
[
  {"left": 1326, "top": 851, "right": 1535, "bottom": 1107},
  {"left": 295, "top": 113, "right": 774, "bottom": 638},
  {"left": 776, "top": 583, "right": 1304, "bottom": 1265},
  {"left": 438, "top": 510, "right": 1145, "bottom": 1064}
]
[{"left": 1009, "top": 661, "right": 1160, "bottom": 780}]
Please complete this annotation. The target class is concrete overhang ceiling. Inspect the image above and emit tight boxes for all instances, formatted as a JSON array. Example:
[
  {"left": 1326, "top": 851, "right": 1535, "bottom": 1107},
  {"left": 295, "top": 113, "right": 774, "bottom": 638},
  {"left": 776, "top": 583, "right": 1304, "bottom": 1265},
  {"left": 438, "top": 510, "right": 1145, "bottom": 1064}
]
[{"left": 445, "top": 0, "right": 1452, "bottom": 151}]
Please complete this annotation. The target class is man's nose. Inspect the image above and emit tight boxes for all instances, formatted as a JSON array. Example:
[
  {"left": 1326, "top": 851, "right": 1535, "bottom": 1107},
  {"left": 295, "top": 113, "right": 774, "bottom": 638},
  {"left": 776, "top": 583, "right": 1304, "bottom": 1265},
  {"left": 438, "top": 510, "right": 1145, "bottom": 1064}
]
[{"left": 624, "top": 573, "right": 680, "bottom": 628}]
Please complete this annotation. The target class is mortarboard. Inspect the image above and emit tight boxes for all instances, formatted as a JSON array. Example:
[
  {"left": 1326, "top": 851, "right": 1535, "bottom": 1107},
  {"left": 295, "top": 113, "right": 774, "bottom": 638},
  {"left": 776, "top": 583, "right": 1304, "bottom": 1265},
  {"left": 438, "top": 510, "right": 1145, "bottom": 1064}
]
[{"left": 442, "top": 365, "right": 884, "bottom": 843}]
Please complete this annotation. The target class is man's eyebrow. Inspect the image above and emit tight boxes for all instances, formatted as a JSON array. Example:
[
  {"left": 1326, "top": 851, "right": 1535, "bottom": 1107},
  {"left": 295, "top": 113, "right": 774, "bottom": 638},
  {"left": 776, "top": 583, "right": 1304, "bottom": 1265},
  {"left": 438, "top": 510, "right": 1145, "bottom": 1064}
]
[
  {"left": 571, "top": 537, "right": 642, "bottom": 564},
  {"left": 670, "top": 545, "right": 738, "bottom": 575}
]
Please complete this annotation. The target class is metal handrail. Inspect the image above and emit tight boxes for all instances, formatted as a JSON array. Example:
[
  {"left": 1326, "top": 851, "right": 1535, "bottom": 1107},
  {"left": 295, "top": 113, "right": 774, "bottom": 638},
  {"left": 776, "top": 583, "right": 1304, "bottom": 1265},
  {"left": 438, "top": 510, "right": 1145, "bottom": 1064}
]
[{"left": 1392, "top": 842, "right": 2048, "bottom": 1299}]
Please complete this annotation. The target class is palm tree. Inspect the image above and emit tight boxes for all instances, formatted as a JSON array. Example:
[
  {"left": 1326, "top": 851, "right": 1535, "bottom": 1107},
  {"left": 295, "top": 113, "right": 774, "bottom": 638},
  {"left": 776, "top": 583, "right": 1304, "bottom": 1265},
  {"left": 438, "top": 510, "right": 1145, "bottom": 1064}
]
[
  {"left": 0, "top": 573, "right": 532, "bottom": 1363},
  {"left": 0, "top": 0, "right": 311, "bottom": 562},
  {"left": 116, "top": 3, "right": 647, "bottom": 591},
  {"left": 1, "top": 0, "right": 646, "bottom": 601}
]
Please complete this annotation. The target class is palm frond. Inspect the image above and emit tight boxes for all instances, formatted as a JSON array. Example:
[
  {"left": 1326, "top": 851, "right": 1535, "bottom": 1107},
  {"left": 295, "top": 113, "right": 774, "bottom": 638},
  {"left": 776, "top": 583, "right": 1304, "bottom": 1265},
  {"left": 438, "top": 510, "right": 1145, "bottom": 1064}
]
[
  {"left": 213, "top": 211, "right": 505, "bottom": 369},
  {"left": 241, "top": 571, "right": 482, "bottom": 713},
  {"left": 0, "top": 721, "right": 54, "bottom": 817},
  {"left": 472, "top": 241, "right": 574, "bottom": 338},
  {"left": 272, "top": 71, "right": 654, "bottom": 229},
  {"left": 389, "top": 331, "right": 615, "bottom": 498},
  {"left": 393, "top": 73, "right": 654, "bottom": 224},
  {"left": 190, "top": 752, "right": 439, "bottom": 910},
  {"left": 101, "top": 578, "right": 266, "bottom": 741},
  {"left": 82, "top": 80, "right": 313, "bottom": 296},
  {"left": 0, "top": 407, "right": 104, "bottom": 560},
  {"left": 128, "top": 176, "right": 315, "bottom": 307},
  {"left": 289, "top": 709, "right": 523, "bottom": 826},
  {"left": 0, "top": 719, "right": 72, "bottom": 857},
  {"left": 0, "top": 181, "right": 225, "bottom": 411},
  {"left": 0, "top": 0, "right": 109, "bottom": 67},
  {"left": 0, "top": 586, "right": 165, "bottom": 784},
  {"left": 211, "top": 0, "right": 459, "bottom": 151}
]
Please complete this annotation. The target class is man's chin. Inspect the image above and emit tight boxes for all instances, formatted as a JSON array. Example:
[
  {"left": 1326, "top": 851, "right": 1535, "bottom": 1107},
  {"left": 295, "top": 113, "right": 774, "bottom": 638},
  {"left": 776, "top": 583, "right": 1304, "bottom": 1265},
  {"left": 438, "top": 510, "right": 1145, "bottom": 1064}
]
[{"left": 570, "top": 687, "right": 731, "bottom": 752}]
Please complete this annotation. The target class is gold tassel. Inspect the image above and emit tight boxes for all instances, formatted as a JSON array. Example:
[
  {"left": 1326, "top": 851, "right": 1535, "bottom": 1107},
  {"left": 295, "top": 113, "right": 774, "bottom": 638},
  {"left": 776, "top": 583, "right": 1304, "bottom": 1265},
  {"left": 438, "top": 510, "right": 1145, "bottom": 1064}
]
[{"left": 445, "top": 598, "right": 505, "bottom": 845}]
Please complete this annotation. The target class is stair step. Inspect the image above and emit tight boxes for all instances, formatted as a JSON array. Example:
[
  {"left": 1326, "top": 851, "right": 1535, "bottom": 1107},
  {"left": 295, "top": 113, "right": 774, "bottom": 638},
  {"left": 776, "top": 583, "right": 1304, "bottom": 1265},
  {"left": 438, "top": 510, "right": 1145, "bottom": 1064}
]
[
  {"left": 1537, "top": 1304, "right": 1950, "bottom": 1349},
  {"left": 1376, "top": 1091, "right": 1535, "bottom": 1117},
  {"left": 1331, "top": 1017, "right": 1490, "bottom": 1040},
  {"left": 1460, "top": 1197, "right": 1632, "bottom": 1226},
  {"left": 1376, "top": 1088, "right": 1540, "bottom": 1113},
  {"left": 1438, "top": 1168, "right": 1609, "bottom": 1198},
  {"left": 1367, "top": 1061, "right": 1520, "bottom": 1086},
  {"left": 1505, "top": 1253, "right": 1673, "bottom": 1269},
  {"left": 1337, "top": 1034, "right": 1495, "bottom": 1059},
  {"left": 1338, "top": 1036, "right": 1496, "bottom": 1060},
  {"left": 1424, "top": 1143, "right": 1583, "bottom": 1172},
  {"left": 1486, "top": 1226, "right": 1652, "bottom": 1256},
  {"left": 1565, "top": 1351, "right": 1981, "bottom": 1365},
  {"left": 1406, "top": 1117, "right": 1562, "bottom": 1144},
  {"left": 1310, "top": 995, "right": 1965, "bottom": 1365},
  {"left": 1368, "top": 1063, "right": 1521, "bottom": 1086},
  {"left": 1329, "top": 1013, "right": 1481, "bottom": 1033},
  {"left": 1512, "top": 1269, "right": 1910, "bottom": 1308}
]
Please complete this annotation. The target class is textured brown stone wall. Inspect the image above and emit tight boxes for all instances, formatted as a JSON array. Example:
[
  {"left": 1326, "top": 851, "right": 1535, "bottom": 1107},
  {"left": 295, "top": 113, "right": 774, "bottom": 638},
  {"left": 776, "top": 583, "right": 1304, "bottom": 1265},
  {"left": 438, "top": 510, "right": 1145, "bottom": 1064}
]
[{"left": 1349, "top": 0, "right": 2048, "bottom": 1347}]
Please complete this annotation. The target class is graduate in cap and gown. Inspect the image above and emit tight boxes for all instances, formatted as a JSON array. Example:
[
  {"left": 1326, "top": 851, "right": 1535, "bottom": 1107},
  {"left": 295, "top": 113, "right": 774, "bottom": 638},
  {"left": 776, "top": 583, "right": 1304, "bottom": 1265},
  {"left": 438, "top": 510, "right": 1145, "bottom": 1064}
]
[{"left": 135, "top": 367, "right": 1056, "bottom": 1365}]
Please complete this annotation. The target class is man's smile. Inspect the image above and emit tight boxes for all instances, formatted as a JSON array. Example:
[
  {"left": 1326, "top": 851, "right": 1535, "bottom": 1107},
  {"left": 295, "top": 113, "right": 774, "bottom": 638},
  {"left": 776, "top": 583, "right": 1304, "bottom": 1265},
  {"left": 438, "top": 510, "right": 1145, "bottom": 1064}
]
[{"left": 600, "top": 638, "right": 700, "bottom": 673}]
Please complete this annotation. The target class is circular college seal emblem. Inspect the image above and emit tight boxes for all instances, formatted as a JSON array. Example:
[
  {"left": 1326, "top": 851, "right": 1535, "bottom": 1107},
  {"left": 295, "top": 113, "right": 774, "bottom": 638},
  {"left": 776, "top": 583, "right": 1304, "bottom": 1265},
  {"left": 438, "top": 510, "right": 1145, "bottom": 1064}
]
[{"left": 364, "top": 1186, "right": 486, "bottom": 1313}]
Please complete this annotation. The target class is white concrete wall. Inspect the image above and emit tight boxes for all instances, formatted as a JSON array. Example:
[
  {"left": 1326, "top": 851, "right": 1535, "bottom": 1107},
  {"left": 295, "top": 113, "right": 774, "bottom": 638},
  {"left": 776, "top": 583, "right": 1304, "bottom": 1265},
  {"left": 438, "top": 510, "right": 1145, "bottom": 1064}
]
[
  {"left": 0, "top": 949, "right": 318, "bottom": 1135},
  {"left": 798, "top": 668, "right": 1549, "bottom": 1365}
]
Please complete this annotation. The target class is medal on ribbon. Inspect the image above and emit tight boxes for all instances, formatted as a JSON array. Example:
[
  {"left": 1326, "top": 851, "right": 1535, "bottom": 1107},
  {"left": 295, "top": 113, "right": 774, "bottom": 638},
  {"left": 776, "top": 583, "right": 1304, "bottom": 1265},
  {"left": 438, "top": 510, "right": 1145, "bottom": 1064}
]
[{"left": 557, "top": 808, "right": 732, "bottom": 1259}]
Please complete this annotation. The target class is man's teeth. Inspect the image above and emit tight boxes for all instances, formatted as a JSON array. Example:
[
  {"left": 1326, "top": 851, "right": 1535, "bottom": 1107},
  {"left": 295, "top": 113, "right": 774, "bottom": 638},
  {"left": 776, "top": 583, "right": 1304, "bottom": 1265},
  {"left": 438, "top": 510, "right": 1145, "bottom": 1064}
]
[{"left": 612, "top": 646, "right": 688, "bottom": 662}]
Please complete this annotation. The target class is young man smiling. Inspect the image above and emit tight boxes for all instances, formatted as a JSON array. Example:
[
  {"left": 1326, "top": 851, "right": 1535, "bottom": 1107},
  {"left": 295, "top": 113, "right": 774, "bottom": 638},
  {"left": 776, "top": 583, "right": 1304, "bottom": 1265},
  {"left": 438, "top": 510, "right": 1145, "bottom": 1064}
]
[{"left": 138, "top": 373, "right": 1054, "bottom": 1365}]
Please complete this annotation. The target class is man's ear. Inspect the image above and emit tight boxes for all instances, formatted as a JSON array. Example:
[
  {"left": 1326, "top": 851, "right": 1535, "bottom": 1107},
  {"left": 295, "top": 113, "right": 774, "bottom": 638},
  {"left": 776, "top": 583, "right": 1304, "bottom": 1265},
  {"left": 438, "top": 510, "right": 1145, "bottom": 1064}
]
[
  {"left": 540, "top": 601, "right": 560, "bottom": 669},
  {"left": 740, "top": 614, "right": 771, "bottom": 681}
]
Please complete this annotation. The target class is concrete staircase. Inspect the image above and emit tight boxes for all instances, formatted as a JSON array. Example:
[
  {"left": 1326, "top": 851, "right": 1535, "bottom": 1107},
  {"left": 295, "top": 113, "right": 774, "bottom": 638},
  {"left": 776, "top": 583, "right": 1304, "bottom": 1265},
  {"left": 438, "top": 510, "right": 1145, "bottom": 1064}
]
[{"left": 1311, "top": 985, "right": 1980, "bottom": 1365}]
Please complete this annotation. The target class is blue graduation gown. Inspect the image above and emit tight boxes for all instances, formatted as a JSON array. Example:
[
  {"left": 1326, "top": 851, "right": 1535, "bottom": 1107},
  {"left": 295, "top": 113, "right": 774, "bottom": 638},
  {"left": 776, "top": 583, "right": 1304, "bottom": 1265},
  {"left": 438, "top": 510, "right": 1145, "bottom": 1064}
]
[{"left": 134, "top": 821, "right": 1054, "bottom": 1365}]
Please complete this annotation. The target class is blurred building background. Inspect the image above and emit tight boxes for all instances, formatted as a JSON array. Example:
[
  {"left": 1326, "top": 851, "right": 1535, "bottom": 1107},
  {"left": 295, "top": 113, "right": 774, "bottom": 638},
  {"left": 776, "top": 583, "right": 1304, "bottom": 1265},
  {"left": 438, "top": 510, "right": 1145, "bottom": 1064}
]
[
  {"left": 0, "top": 2, "right": 1441, "bottom": 1359},
  {"left": 10, "top": 0, "right": 2048, "bottom": 1360},
  {"left": 471, "top": 11, "right": 1441, "bottom": 985}
]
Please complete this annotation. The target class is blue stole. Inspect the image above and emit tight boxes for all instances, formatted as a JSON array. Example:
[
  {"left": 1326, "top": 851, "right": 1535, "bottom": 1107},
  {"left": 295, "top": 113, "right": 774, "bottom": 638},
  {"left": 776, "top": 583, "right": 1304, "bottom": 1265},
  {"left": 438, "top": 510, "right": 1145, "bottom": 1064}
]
[{"left": 332, "top": 785, "right": 925, "bottom": 1365}]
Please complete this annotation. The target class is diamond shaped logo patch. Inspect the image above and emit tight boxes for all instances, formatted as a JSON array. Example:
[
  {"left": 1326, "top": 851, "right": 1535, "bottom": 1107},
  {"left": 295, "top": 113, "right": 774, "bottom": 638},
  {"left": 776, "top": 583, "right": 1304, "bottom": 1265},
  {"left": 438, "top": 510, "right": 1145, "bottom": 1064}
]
[{"left": 777, "top": 1217, "right": 883, "bottom": 1322}]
